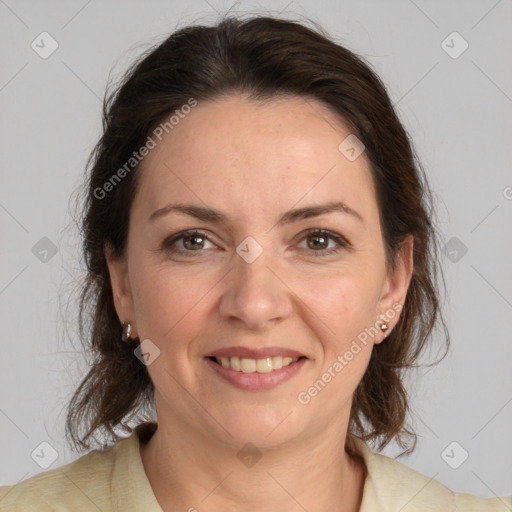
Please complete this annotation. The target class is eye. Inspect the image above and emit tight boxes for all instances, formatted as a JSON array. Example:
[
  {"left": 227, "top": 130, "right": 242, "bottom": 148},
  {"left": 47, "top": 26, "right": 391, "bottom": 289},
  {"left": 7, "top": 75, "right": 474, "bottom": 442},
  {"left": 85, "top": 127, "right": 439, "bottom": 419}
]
[
  {"left": 161, "top": 229, "right": 215, "bottom": 256},
  {"left": 296, "top": 229, "right": 349, "bottom": 257}
]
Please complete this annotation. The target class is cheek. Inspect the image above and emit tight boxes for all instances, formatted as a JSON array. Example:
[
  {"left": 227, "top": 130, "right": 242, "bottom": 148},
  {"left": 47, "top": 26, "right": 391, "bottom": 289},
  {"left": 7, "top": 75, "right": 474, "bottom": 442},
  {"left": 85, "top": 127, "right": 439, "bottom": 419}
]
[
  {"left": 131, "top": 265, "right": 214, "bottom": 347},
  {"left": 130, "top": 251, "right": 383, "bottom": 358},
  {"left": 290, "top": 269, "right": 382, "bottom": 342},
  {"left": 297, "top": 277, "right": 377, "bottom": 401}
]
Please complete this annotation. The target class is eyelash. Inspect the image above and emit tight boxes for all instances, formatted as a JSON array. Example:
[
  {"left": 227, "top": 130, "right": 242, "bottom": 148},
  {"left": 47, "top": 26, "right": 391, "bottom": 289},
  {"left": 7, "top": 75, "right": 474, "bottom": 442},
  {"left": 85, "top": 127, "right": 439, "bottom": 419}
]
[{"left": 161, "top": 228, "right": 349, "bottom": 258}]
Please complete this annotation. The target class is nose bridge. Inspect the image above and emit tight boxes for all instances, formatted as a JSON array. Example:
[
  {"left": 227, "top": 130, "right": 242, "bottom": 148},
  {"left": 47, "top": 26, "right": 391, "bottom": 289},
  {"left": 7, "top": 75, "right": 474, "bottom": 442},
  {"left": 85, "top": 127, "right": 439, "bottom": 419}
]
[{"left": 218, "top": 234, "right": 291, "bottom": 328}]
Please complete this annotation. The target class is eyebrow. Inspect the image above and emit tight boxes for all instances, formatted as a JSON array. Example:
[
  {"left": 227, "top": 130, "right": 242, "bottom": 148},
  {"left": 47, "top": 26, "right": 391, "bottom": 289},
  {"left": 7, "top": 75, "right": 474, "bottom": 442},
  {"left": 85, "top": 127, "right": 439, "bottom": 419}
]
[{"left": 149, "top": 201, "right": 364, "bottom": 226}]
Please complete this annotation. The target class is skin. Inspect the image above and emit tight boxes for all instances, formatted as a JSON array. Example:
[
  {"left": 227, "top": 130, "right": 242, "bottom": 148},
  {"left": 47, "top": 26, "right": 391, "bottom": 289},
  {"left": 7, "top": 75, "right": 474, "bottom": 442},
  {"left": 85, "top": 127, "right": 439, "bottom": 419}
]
[{"left": 106, "top": 93, "right": 413, "bottom": 512}]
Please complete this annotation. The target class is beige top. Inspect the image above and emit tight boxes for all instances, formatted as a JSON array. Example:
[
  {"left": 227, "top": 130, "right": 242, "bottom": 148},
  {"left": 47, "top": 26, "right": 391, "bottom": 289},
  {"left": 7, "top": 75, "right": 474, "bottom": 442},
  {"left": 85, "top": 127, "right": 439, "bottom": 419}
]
[{"left": 0, "top": 422, "right": 510, "bottom": 511}]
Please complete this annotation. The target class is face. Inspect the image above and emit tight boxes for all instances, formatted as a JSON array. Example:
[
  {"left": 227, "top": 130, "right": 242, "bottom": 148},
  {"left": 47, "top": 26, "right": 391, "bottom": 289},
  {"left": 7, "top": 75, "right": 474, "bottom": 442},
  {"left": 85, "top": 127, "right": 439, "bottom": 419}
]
[{"left": 107, "top": 93, "right": 413, "bottom": 449}]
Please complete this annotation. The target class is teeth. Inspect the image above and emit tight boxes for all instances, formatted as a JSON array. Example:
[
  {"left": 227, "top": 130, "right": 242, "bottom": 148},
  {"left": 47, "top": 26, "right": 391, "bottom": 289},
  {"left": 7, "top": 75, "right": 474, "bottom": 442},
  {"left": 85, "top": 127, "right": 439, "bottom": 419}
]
[
  {"left": 215, "top": 355, "right": 299, "bottom": 373},
  {"left": 241, "top": 358, "right": 256, "bottom": 373},
  {"left": 256, "top": 357, "right": 272, "bottom": 373}
]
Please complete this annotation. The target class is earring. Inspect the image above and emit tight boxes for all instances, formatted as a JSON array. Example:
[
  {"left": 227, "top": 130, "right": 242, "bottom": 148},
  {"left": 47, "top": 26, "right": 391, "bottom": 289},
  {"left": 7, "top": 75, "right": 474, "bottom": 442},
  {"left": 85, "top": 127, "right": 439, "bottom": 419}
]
[
  {"left": 380, "top": 322, "right": 389, "bottom": 340},
  {"left": 122, "top": 322, "right": 132, "bottom": 342}
]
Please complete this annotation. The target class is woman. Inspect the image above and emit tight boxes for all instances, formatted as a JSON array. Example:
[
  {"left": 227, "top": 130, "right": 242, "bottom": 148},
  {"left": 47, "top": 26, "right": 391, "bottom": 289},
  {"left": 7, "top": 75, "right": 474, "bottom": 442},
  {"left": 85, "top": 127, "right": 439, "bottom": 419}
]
[{"left": 1, "top": 15, "right": 509, "bottom": 511}]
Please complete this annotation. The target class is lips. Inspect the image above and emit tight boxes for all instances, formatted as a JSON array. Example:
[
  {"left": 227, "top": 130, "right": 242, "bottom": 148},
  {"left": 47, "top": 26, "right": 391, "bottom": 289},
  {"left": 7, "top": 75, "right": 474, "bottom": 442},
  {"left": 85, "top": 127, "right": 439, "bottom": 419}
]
[
  {"left": 204, "top": 346, "right": 308, "bottom": 390},
  {"left": 205, "top": 356, "right": 307, "bottom": 391}
]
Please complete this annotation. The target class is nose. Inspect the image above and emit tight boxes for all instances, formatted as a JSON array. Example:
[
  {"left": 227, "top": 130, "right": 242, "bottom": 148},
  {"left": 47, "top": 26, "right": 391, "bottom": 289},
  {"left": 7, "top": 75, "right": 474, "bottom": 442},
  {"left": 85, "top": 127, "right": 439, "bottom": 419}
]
[{"left": 218, "top": 243, "right": 293, "bottom": 331}]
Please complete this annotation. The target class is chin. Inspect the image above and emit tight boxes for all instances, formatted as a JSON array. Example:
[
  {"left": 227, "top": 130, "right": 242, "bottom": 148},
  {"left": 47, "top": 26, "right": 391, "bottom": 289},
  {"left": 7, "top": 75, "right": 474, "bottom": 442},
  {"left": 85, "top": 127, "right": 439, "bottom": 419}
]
[{"left": 205, "top": 404, "right": 306, "bottom": 450}]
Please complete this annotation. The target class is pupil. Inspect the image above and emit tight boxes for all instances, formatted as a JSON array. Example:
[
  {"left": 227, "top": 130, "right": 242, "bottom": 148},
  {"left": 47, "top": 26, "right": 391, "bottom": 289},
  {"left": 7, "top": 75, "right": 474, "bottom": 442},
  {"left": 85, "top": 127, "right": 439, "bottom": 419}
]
[
  {"left": 185, "top": 234, "right": 203, "bottom": 250},
  {"left": 310, "top": 235, "right": 327, "bottom": 250}
]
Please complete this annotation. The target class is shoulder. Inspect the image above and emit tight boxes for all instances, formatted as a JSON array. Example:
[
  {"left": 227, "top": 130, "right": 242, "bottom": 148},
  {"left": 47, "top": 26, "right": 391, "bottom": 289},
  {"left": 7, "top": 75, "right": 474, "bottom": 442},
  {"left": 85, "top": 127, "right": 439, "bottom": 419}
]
[
  {"left": 353, "top": 438, "right": 512, "bottom": 512},
  {"left": 0, "top": 440, "right": 120, "bottom": 511}
]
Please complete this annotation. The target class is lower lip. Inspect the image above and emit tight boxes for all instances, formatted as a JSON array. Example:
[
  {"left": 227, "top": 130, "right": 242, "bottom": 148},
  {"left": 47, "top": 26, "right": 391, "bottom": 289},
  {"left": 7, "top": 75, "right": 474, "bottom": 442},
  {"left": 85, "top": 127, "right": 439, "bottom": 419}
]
[{"left": 205, "top": 357, "right": 307, "bottom": 391}]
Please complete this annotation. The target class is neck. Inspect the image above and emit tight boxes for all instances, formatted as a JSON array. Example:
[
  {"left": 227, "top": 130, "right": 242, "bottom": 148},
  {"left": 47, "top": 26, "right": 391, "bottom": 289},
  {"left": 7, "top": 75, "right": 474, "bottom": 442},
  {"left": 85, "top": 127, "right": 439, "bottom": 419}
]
[{"left": 139, "top": 419, "right": 366, "bottom": 512}]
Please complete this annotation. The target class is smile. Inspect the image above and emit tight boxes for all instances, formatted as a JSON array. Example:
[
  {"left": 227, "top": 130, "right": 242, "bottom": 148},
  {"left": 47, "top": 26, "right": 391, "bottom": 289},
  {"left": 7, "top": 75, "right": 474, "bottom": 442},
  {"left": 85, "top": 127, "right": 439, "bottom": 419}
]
[
  {"left": 213, "top": 355, "right": 300, "bottom": 373},
  {"left": 206, "top": 356, "right": 308, "bottom": 391}
]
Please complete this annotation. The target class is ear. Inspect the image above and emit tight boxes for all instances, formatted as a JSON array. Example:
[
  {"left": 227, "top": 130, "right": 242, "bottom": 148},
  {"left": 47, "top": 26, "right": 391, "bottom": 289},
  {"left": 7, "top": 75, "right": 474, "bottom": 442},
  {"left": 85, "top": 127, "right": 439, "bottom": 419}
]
[
  {"left": 105, "top": 243, "right": 137, "bottom": 338},
  {"left": 375, "top": 234, "right": 414, "bottom": 344}
]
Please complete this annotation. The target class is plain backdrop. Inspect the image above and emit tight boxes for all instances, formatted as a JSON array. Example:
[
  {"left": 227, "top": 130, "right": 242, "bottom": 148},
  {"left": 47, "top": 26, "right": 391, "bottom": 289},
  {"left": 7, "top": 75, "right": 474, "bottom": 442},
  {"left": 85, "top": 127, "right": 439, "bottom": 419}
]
[{"left": 1, "top": 0, "right": 511, "bottom": 498}]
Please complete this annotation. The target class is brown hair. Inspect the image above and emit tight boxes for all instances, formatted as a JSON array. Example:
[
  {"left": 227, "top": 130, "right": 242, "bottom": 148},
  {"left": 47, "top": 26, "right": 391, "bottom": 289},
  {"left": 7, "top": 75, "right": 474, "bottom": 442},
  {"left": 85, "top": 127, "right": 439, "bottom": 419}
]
[{"left": 65, "top": 14, "right": 449, "bottom": 455}]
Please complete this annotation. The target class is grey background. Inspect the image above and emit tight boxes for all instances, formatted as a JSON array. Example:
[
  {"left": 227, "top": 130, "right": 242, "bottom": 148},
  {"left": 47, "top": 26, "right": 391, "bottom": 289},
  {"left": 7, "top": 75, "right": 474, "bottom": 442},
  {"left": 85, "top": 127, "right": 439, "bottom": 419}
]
[{"left": 1, "top": 0, "right": 511, "bottom": 499}]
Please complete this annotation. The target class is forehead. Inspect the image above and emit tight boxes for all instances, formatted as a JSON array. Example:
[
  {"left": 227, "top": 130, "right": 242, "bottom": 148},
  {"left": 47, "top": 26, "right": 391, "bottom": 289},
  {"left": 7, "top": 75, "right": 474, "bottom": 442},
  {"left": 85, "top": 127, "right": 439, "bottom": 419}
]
[{"left": 134, "top": 94, "right": 378, "bottom": 225}]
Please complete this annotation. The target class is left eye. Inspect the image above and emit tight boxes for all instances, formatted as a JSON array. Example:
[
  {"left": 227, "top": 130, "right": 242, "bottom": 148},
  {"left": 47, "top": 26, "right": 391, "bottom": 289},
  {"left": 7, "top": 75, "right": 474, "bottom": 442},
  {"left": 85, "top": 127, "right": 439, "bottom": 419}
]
[{"left": 296, "top": 229, "right": 347, "bottom": 256}]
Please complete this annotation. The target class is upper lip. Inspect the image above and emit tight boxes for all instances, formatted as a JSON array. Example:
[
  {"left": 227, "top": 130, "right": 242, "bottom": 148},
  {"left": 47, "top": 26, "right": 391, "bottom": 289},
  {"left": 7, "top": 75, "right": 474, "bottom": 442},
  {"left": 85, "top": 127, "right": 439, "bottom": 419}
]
[{"left": 206, "top": 346, "right": 306, "bottom": 359}]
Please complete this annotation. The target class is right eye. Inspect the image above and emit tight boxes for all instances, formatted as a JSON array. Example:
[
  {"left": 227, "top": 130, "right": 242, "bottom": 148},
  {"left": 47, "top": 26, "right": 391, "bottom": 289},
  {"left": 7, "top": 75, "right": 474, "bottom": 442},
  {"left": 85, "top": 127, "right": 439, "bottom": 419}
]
[{"left": 162, "top": 229, "right": 217, "bottom": 256}]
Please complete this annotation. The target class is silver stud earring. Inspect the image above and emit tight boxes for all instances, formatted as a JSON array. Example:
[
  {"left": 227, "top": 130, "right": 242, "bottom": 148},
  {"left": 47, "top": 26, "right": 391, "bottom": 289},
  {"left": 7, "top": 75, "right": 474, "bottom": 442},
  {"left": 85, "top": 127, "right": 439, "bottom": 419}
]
[
  {"left": 380, "top": 322, "right": 389, "bottom": 332},
  {"left": 122, "top": 322, "right": 132, "bottom": 342}
]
